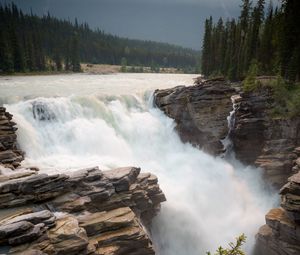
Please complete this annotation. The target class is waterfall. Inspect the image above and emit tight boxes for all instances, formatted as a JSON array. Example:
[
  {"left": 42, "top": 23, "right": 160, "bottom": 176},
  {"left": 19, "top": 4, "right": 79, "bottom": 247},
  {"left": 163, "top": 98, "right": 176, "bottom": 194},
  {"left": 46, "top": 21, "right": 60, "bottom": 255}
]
[
  {"left": 2, "top": 74, "right": 276, "bottom": 255},
  {"left": 222, "top": 94, "right": 241, "bottom": 158}
]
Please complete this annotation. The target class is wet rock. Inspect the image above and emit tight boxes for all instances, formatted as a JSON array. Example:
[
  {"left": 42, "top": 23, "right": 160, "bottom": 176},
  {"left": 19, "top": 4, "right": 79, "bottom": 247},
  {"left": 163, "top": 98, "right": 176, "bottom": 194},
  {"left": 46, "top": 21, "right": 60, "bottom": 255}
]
[
  {"left": 3, "top": 210, "right": 56, "bottom": 227},
  {"left": 0, "top": 210, "right": 54, "bottom": 247},
  {"left": 32, "top": 102, "right": 56, "bottom": 121},
  {"left": 0, "top": 174, "right": 71, "bottom": 208},
  {"left": 154, "top": 78, "right": 236, "bottom": 155},
  {"left": 0, "top": 221, "right": 33, "bottom": 239},
  {"left": 280, "top": 172, "right": 300, "bottom": 223},
  {"left": 103, "top": 167, "right": 140, "bottom": 192},
  {"left": 232, "top": 91, "right": 300, "bottom": 187},
  {"left": 256, "top": 172, "right": 300, "bottom": 255},
  {"left": 0, "top": 108, "right": 24, "bottom": 168},
  {"left": 8, "top": 223, "right": 46, "bottom": 246}
]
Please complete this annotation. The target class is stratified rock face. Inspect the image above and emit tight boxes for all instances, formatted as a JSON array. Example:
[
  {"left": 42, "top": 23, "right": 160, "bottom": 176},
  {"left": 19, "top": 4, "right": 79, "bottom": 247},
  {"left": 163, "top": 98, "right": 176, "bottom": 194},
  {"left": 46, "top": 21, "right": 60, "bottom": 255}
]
[
  {"left": 0, "top": 107, "right": 24, "bottom": 169},
  {"left": 256, "top": 170, "right": 300, "bottom": 255},
  {"left": 232, "top": 92, "right": 300, "bottom": 187},
  {"left": 154, "top": 78, "right": 236, "bottom": 155},
  {"left": 0, "top": 167, "right": 166, "bottom": 254}
]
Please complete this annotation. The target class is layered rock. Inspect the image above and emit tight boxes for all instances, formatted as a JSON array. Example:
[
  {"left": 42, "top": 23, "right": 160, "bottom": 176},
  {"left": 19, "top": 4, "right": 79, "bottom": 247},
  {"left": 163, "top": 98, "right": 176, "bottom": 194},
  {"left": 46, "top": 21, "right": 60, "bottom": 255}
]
[
  {"left": 155, "top": 77, "right": 300, "bottom": 187},
  {"left": 154, "top": 78, "right": 236, "bottom": 155},
  {"left": 0, "top": 166, "right": 166, "bottom": 254},
  {"left": 232, "top": 91, "right": 300, "bottom": 187},
  {"left": 0, "top": 107, "right": 24, "bottom": 169},
  {"left": 256, "top": 170, "right": 300, "bottom": 255}
]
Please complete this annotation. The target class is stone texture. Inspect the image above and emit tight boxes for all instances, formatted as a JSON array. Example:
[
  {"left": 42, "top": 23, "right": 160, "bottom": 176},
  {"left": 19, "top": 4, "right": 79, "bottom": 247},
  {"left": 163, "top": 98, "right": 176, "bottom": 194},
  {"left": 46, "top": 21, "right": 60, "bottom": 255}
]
[
  {"left": 256, "top": 172, "right": 300, "bottom": 255},
  {"left": 78, "top": 207, "right": 135, "bottom": 236},
  {"left": 0, "top": 166, "right": 166, "bottom": 255},
  {"left": 0, "top": 210, "right": 55, "bottom": 246},
  {"left": 47, "top": 216, "right": 89, "bottom": 255},
  {"left": 154, "top": 77, "right": 236, "bottom": 155},
  {"left": 79, "top": 206, "right": 155, "bottom": 255},
  {"left": 0, "top": 107, "right": 24, "bottom": 169},
  {"left": 231, "top": 91, "right": 300, "bottom": 187},
  {"left": 155, "top": 79, "right": 300, "bottom": 187}
]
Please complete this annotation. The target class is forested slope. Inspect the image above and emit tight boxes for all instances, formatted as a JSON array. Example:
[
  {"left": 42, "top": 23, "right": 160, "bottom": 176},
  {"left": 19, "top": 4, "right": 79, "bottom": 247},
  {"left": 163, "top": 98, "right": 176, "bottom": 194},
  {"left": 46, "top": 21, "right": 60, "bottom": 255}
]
[{"left": 0, "top": 3, "right": 199, "bottom": 73}]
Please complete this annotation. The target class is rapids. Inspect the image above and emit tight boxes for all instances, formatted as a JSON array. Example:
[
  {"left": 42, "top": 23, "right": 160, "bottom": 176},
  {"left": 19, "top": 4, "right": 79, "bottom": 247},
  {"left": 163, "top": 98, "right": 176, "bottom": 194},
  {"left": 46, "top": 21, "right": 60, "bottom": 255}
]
[{"left": 0, "top": 73, "right": 276, "bottom": 255}]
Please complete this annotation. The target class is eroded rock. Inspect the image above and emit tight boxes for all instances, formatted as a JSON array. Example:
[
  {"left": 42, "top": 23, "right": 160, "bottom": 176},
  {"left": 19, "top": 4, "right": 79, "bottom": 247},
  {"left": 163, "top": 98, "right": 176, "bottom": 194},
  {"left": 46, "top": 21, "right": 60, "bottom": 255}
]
[
  {"left": 0, "top": 167, "right": 166, "bottom": 255},
  {"left": 256, "top": 172, "right": 300, "bottom": 255},
  {"left": 0, "top": 107, "right": 24, "bottom": 168},
  {"left": 154, "top": 78, "right": 236, "bottom": 155}
]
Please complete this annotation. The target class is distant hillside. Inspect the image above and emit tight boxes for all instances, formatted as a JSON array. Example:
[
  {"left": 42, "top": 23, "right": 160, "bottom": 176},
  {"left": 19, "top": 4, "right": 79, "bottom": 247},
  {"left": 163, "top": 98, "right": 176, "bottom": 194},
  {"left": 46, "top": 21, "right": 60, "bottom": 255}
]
[{"left": 0, "top": 3, "right": 200, "bottom": 74}]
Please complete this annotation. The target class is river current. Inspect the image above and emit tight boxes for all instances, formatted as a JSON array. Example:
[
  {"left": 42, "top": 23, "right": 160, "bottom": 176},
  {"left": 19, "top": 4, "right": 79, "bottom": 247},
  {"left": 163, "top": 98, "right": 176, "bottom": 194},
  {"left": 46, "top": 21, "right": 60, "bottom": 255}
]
[{"left": 0, "top": 73, "right": 276, "bottom": 255}]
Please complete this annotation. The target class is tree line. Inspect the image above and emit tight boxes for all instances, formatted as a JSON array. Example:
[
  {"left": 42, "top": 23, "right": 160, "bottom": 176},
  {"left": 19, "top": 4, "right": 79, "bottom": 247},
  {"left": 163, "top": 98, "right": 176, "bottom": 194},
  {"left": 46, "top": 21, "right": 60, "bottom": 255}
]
[
  {"left": 201, "top": 0, "right": 300, "bottom": 81},
  {"left": 0, "top": 3, "right": 199, "bottom": 73}
]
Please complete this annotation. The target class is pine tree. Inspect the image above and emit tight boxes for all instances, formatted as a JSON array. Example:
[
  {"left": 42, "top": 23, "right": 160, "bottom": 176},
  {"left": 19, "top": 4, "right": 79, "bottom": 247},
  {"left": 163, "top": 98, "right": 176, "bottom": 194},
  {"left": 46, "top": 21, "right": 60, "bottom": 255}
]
[
  {"left": 10, "top": 27, "right": 25, "bottom": 72},
  {"left": 70, "top": 33, "right": 81, "bottom": 72},
  {"left": 201, "top": 17, "right": 213, "bottom": 76},
  {"left": 0, "top": 30, "right": 13, "bottom": 72}
]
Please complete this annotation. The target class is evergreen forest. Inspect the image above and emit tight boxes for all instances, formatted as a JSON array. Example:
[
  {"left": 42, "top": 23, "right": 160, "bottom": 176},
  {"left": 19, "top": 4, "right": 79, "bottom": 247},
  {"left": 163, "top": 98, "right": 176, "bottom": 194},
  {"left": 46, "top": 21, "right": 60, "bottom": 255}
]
[
  {"left": 201, "top": 0, "right": 300, "bottom": 81},
  {"left": 0, "top": 3, "right": 199, "bottom": 73}
]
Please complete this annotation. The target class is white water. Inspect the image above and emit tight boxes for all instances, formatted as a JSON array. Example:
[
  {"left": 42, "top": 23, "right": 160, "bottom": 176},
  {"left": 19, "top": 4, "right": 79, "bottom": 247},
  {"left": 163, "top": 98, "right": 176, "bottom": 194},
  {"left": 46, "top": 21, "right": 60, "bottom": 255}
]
[{"left": 0, "top": 73, "right": 276, "bottom": 255}]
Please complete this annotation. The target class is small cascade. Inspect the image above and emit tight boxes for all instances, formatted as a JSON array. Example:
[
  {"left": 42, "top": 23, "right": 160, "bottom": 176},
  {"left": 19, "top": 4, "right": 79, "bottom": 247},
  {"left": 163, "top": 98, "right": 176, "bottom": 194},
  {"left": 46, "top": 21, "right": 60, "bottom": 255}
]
[{"left": 221, "top": 94, "right": 241, "bottom": 158}]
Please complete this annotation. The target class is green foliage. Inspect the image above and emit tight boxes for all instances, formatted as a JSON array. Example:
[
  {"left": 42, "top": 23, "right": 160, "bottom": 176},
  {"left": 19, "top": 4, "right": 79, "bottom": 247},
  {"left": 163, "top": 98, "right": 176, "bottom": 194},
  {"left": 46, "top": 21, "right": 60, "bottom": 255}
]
[
  {"left": 120, "top": 58, "right": 127, "bottom": 72},
  {"left": 270, "top": 76, "right": 300, "bottom": 118},
  {"left": 206, "top": 234, "right": 246, "bottom": 255},
  {"left": 243, "top": 61, "right": 261, "bottom": 92}
]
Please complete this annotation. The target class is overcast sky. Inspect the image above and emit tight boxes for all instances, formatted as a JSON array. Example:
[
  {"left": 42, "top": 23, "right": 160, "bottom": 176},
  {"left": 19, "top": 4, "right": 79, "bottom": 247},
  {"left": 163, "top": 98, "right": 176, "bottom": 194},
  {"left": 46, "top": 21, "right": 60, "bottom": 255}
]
[{"left": 1, "top": 0, "right": 277, "bottom": 50}]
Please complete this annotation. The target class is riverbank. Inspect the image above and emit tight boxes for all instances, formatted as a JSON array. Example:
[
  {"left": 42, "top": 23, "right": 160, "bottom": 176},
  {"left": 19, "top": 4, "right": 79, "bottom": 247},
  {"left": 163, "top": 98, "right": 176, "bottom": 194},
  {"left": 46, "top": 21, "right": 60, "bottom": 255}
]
[{"left": 0, "top": 64, "right": 185, "bottom": 77}]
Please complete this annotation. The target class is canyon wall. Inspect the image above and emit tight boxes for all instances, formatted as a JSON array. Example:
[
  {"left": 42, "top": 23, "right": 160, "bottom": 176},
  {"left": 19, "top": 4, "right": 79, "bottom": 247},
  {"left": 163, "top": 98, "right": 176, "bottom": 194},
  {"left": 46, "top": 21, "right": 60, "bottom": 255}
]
[
  {"left": 154, "top": 78, "right": 300, "bottom": 255},
  {"left": 154, "top": 78, "right": 236, "bottom": 156},
  {"left": 154, "top": 79, "right": 300, "bottom": 188},
  {"left": 256, "top": 148, "right": 300, "bottom": 255}
]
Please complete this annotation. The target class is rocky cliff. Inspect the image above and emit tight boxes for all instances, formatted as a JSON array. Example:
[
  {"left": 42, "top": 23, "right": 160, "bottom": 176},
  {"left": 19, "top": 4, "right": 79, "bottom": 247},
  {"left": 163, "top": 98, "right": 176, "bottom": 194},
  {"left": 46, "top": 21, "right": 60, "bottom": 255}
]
[
  {"left": 232, "top": 91, "right": 300, "bottom": 188},
  {"left": 154, "top": 78, "right": 300, "bottom": 255},
  {"left": 0, "top": 108, "right": 166, "bottom": 255},
  {"left": 154, "top": 78, "right": 300, "bottom": 188},
  {"left": 154, "top": 78, "right": 236, "bottom": 155},
  {"left": 256, "top": 148, "right": 300, "bottom": 255}
]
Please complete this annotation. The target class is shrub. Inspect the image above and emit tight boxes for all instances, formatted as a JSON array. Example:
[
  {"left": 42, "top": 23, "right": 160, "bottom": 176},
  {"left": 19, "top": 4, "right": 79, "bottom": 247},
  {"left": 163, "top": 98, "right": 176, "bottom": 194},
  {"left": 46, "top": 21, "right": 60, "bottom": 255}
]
[
  {"left": 270, "top": 76, "right": 300, "bottom": 118},
  {"left": 206, "top": 234, "right": 246, "bottom": 255},
  {"left": 243, "top": 61, "right": 261, "bottom": 92}
]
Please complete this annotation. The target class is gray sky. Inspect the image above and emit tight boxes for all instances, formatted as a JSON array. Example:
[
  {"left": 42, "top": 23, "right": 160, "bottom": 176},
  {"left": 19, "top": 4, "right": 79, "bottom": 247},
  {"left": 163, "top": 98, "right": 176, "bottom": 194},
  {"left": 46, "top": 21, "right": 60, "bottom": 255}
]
[{"left": 1, "top": 0, "right": 275, "bottom": 50}]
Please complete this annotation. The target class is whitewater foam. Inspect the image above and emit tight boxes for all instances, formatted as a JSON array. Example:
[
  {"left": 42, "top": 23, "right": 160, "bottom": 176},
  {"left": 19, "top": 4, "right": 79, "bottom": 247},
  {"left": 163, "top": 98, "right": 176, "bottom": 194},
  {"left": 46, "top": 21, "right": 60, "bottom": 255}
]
[{"left": 1, "top": 73, "right": 276, "bottom": 255}]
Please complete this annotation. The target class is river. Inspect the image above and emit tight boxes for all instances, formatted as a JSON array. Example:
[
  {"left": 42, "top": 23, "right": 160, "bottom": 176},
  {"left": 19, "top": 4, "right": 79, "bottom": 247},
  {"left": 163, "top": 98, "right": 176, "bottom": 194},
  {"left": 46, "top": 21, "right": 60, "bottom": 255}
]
[{"left": 0, "top": 73, "right": 276, "bottom": 255}]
